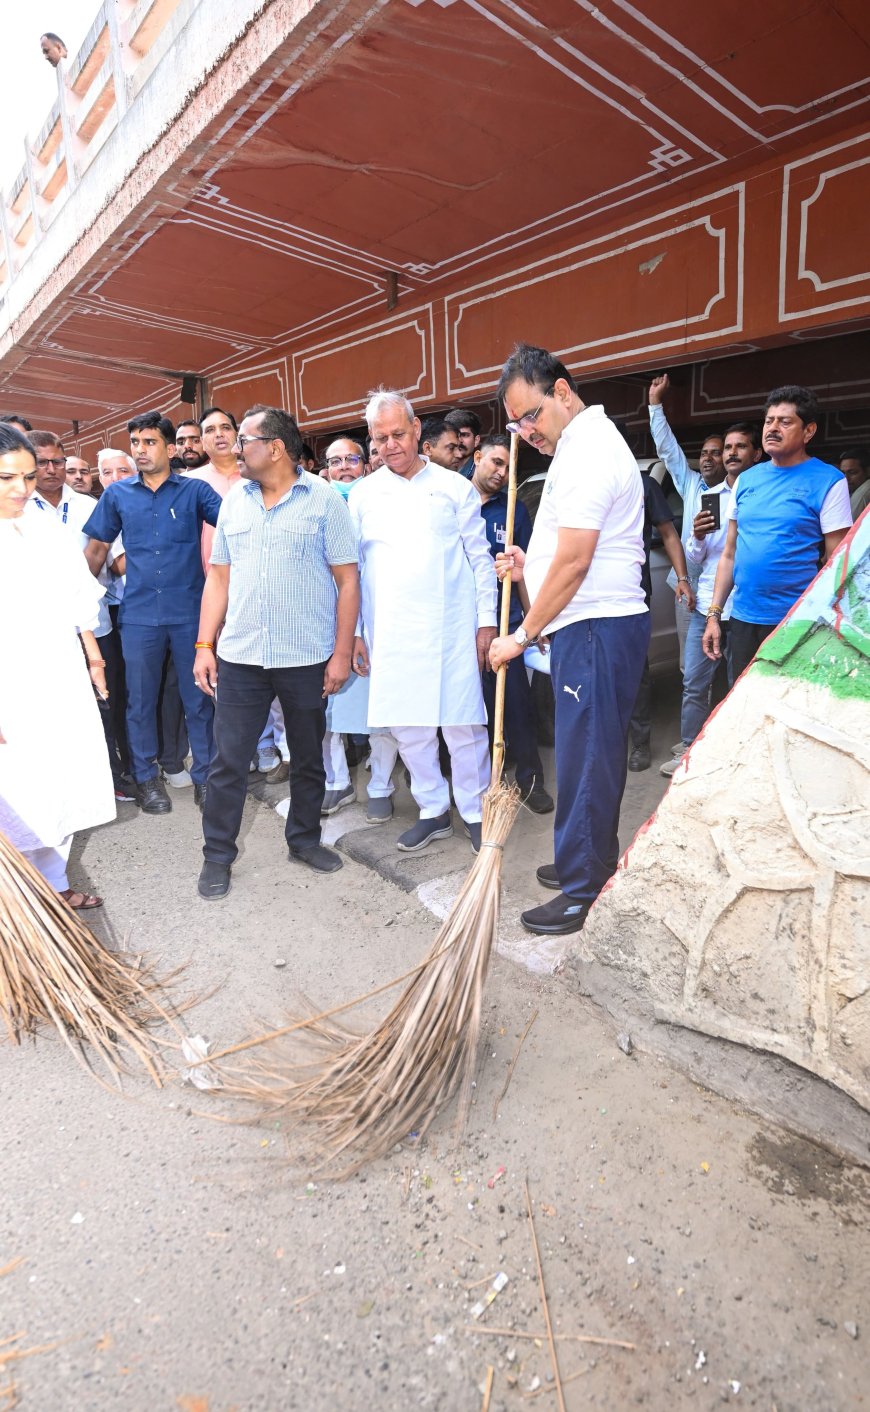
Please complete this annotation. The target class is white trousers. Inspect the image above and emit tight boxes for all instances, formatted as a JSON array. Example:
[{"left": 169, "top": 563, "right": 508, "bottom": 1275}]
[
  {"left": 392, "top": 725, "right": 490, "bottom": 822},
  {"left": 258, "top": 699, "right": 289, "bottom": 760},
  {"left": 322, "top": 731, "right": 399, "bottom": 797},
  {"left": 23, "top": 835, "right": 73, "bottom": 892}
]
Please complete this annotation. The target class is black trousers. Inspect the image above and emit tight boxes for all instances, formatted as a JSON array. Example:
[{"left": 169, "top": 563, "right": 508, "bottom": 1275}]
[
  {"left": 482, "top": 658, "right": 545, "bottom": 788},
  {"left": 728, "top": 616, "right": 777, "bottom": 681},
  {"left": 106, "top": 606, "right": 130, "bottom": 776},
  {"left": 202, "top": 657, "right": 328, "bottom": 864}
]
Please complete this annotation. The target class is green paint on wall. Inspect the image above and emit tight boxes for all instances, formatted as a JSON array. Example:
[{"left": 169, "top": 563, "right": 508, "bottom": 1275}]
[{"left": 754, "top": 620, "right": 870, "bottom": 701}]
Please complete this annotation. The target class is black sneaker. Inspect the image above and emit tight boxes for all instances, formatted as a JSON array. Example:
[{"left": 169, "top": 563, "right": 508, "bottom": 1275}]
[
  {"left": 137, "top": 777, "right": 171, "bottom": 814},
  {"left": 396, "top": 812, "right": 453, "bottom": 852},
  {"left": 520, "top": 780, "right": 555, "bottom": 814},
  {"left": 198, "top": 860, "right": 231, "bottom": 900},
  {"left": 521, "top": 893, "right": 589, "bottom": 935},
  {"left": 462, "top": 819, "right": 482, "bottom": 854},
  {"left": 288, "top": 843, "right": 343, "bottom": 873},
  {"left": 535, "top": 863, "right": 560, "bottom": 891},
  {"left": 628, "top": 745, "right": 651, "bottom": 772}
]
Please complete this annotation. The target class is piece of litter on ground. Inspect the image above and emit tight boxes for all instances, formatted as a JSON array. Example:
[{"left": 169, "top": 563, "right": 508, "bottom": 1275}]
[
  {"left": 844, "top": 1322, "right": 859, "bottom": 1339},
  {"left": 469, "top": 1272, "right": 509, "bottom": 1320},
  {"left": 616, "top": 1032, "right": 633, "bottom": 1055},
  {"left": 487, "top": 1166, "right": 506, "bottom": 1189},
  {"left": 333, "top": 1264, "right": 346, "bottom": 1275},
  {"left": 274, "top": 959, "right": 287, "bottom": 968},
  {"left": 700, "top": 1161, "right": 710, "bottom": 1174},
  {"left": 627, "top": 1255, "right": 636, "bottom": 1265},
  {"left": 730, "top": 1381, "right": 741, "bottom": 1394},
  {"left": 694, "top": 1350, "right": 706, "bottom": 1370},
  {"left": 356, "top": 1300, "right": 374, "bottom": 1318},
  {"left": 180, "top": 1035, "right": 223, "bottom": 1091},
  {"left": 70, "top": 1212, "right": 84, "bottom": 1225}
]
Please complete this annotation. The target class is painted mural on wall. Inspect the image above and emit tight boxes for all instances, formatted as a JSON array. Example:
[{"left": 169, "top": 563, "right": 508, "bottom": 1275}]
[{"left": 576, "top": 510, "right": 870, "bottom": 1112}]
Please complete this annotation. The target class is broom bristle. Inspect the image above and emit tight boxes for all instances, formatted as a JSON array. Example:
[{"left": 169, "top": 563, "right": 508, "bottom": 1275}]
[
  {"left": 0, "top": 831, "right": 185, "bottom": 1087},
  {"left": 216, "top": 781, "right": 521, "bottom": 1176}
]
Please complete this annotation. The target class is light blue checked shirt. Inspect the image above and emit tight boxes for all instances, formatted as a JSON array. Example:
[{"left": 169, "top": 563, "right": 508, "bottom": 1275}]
[{"left": 210, "top": 472, "right": 358, "bottom": 669}]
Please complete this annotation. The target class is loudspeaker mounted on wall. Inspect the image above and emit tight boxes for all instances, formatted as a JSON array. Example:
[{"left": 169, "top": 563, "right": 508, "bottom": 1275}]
[{"left": 180, "top": 375, "right": 198, "bottom": 404}]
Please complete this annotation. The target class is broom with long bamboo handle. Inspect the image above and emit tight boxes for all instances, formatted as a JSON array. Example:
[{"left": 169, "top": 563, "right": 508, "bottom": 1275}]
[
  {"left": 209, "top": 436, "right": 524, "bottom": 1175},
  {"left": 0, "top": 830, "right": 187, "bottom": 1087}
]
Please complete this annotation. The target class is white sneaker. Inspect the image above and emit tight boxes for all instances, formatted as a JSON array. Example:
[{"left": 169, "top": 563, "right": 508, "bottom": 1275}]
[
  {"left": 257, "top": 750, "right": 280, "bottom": 773},
  {"left": 164, "top": 768, "right": 192, "bottom": 788}
]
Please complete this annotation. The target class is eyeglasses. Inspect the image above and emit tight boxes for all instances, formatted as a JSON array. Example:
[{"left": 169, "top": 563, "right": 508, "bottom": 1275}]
[
  {"left": 326, "top": 454, "right": 363, "bottom": 470},
  {"left": 36, "top": 457, "right": 67, "bottom": 470},
  {"left": 505, "top": 394, "right": 549, "bottom": 436},
  {"left": 235, "top": 435, "right": 274, "bottom": 450}
]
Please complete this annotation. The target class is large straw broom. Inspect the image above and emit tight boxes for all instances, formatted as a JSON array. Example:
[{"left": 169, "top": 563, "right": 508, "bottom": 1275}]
[
  {"left": 0, "top": 830, "right": 184, "bottom": 1087},
  {"left": 208, "top": 434, "right": 525, "bottom": 1176}
]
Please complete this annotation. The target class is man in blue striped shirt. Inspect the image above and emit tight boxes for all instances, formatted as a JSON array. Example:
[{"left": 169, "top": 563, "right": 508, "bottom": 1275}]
[{"left": 193, "top": 405, "right": 359, "bottom": 899}]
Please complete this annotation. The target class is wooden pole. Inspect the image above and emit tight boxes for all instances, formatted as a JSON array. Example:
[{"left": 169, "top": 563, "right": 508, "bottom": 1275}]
[{"left": 489, "top": 431, "right": 519, "bottom": 790}]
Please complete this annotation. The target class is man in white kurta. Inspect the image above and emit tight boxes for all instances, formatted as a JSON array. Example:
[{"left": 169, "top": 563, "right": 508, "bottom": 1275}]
[{"left": 350, "top": 390, "right": 497, "bottom": 853}]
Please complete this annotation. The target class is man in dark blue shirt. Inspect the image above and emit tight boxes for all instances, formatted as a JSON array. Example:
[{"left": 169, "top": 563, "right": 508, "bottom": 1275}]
[
  {"left": 472, "top": 435, "right": 553, "bottom": 813},
  {"left": 84, "top": 411, "right": 222, "bottom": 815}
]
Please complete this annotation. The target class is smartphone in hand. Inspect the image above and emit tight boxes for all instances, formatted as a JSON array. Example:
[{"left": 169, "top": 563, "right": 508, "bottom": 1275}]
[{"left": 700, "top": 492, "right": 721, "bottom": 531}]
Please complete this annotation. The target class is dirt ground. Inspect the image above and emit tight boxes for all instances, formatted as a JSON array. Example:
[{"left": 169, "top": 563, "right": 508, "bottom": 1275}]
[{"left": 2, "top": 757, "right": 869, "bottom": 1411}]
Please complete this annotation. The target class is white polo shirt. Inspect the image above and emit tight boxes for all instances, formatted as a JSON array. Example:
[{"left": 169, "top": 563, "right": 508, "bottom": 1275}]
[{"left": 524, "top": 404, "right": 647, "bottom": 633}]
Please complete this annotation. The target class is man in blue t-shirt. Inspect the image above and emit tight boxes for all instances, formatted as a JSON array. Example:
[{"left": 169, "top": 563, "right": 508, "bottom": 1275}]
[
  {"left": 471, "top": 434, "right": 553, "bottom": 813},
  {"left": 702, "top": 385, "right": 852, "bottom": 679}
]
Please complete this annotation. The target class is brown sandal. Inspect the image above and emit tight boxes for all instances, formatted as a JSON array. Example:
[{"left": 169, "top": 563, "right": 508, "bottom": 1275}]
[{"left": 60, "top": 889, "right": 104, "bottom": 911}]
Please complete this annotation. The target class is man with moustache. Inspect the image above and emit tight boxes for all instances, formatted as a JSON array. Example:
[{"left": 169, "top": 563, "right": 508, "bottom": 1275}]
[
  {"left": 470, "top": 434, "right": 553, "bottom": 813},
  {"left": 660, "top": 421, "right": 763, "bottom": 776},
  {"left": 418, "top": 416, "right": 463, "bottom": 472},
  {"left": 703, "top": 386, "right": 851, "bottom": 679},
  {"left": 446, "top": 408, "right": 482, "bottom": 479},
  {"left": 194, "top": 406, "right": 359, "bottom": 897},
  {"left": 175, "top": 420, "right": 210, "bottom": 471},
  {"left": 65, "top": 455, "right": 97, "bottom": 498},
  {"left": 83, "top": 412, "right": 222, "bottom": 815}
]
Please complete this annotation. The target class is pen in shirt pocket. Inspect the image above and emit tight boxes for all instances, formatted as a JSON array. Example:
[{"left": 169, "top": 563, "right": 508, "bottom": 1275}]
[{"left": 170, "top": 508, "right": 177, "bottom": 519}]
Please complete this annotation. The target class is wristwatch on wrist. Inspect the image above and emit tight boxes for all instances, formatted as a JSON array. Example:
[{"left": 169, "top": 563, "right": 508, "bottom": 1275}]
[{"left": 513, "top": 626, "right": 530, "bottom": 648}]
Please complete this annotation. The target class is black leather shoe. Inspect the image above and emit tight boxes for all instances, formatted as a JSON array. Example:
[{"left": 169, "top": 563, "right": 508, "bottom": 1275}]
[
  {"left": 462, "top": 819, "right": 482, "bottom": 854},
  {"left": 521, "top": 893, "right": 589, "bottom": 935},
  {"left": 521, "top": 780, "right": 555, "bottom": 814},
  {"left": 628, "top": 745, "right": 651, "bottom": 772},
  {"left": 288, "top": 844, "right": 343, "bottom": 873},
  {"left": 137, "top": 777, "right": 171, "bottom": 814},
  {"left": 194, "top": 781, "right": 208, "bottom": 810},
  {"left": 198, "top": 860, "right": 231, "bottom": 900},
  {"left": 536, "top": 863, "right": 560, "bottom": 890}
]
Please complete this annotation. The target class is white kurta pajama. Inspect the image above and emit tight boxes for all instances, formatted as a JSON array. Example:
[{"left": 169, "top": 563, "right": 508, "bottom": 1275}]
[
  {"left": 0, "top": 514, "right": 116, "bottom": 889},
  {"left": 349, "top": 460, "right": 497, "bottom": 822}
]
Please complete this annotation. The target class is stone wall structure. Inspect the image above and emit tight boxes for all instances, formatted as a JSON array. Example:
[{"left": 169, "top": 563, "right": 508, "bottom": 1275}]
[{"left": 576, "top": 511, "right": 870, "bottom": 1112}]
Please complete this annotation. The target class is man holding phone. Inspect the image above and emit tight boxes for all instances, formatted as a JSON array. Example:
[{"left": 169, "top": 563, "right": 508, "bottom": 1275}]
[{"left": 660, "top": 422, "right": 762, "bottom": 775}]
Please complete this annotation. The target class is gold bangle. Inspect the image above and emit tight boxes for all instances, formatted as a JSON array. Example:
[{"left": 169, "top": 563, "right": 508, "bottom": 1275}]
[
  {"left": 194, "top": 641, "right": 214, "bottom": 650},
  {"left": 705, "top": 606, "right": 723, "bottom": 618}
]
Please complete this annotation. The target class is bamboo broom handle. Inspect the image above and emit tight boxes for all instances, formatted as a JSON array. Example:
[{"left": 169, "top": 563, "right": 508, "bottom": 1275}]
[{"left": 489, "top": 431, "right": 519, "bottom": 789}]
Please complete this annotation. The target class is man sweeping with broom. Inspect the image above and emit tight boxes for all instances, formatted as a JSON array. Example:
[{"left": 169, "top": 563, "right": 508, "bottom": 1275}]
[{"left": 489, "top": 344, "right": 649, "bottom": 937}]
